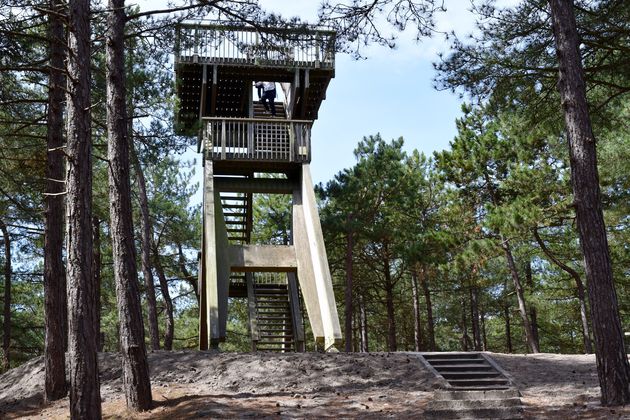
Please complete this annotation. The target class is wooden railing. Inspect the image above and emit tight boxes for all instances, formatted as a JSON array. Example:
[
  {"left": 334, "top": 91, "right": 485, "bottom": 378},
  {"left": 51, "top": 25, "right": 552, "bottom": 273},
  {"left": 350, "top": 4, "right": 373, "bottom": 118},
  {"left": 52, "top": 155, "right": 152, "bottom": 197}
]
[
  {"left": 203, "top": 117, "right": 312, "bottom": 163},
  {"left": 176, "top": 23, "right": 336, "bottom": 69}
]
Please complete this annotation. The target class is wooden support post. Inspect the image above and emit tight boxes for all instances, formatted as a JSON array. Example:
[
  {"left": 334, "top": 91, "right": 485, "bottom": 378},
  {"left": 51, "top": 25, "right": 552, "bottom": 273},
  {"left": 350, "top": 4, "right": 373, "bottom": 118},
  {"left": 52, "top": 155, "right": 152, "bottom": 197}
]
[{"left": 246, "top": 272, "right": 258, "bottom": 351}]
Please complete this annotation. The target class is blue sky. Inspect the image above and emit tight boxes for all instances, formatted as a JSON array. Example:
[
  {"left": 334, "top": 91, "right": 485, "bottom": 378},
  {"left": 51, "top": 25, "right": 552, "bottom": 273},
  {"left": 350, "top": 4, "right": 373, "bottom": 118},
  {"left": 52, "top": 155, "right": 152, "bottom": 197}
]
[
  {"left": 136, "top": 0, "right": 513, "bottom": 187},
  {"left": 256, "top": 0, "right": 482, "bottom": 185}
]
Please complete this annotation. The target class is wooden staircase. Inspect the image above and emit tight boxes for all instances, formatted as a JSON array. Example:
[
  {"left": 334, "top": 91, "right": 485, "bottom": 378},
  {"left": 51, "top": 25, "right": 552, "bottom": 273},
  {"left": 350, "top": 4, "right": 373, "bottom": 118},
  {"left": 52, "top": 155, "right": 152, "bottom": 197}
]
[{"left": 253, "top": 282, "right": 296, "bottom": 352}]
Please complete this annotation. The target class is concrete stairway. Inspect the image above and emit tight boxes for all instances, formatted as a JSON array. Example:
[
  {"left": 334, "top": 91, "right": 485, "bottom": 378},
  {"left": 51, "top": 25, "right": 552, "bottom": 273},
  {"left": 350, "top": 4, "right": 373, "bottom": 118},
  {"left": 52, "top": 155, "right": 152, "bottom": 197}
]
[
  {"left": 253, "top": 283, "right": 295, "bottom": 351},
  {"left": 422, "top": 352, "right": 510, "bottom": 390},
  {"left": 423, "top": 389, "right": 523, "bottom": 419}
]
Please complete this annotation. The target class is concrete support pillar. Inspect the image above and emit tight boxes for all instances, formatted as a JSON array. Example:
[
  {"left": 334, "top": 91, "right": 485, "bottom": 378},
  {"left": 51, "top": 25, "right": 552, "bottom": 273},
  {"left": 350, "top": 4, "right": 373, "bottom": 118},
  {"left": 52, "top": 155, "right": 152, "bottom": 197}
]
[{"left": 292, "top": 163, "right": 342, "bottom": 351}]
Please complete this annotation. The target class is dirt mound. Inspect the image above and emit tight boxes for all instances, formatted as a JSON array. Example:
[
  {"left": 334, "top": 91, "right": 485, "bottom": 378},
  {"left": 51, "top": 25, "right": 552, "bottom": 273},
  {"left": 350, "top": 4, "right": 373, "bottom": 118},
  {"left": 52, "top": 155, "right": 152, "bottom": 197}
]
[{"left": 1, "top": 351, "right": 629, "bottom": 419}]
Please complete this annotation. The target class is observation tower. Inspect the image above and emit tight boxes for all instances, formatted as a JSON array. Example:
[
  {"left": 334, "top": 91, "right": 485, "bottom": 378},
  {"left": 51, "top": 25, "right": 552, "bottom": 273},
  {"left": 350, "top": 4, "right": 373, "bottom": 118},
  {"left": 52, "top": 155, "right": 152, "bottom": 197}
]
[{"left": 174, "top": 23, "right": 342, "bottom": 351}]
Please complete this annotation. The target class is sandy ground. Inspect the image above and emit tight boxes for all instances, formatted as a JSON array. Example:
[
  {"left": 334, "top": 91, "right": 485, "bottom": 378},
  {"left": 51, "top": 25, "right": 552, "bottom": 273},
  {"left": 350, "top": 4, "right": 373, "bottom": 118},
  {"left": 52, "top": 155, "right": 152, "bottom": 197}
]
[{"left": 0, "top": 351, "right": 629, "bottom": 419}]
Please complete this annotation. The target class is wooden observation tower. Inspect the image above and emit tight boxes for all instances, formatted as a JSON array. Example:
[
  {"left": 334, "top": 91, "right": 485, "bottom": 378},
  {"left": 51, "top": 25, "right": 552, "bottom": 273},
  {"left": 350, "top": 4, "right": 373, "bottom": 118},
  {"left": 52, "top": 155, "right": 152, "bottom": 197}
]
[{"left": 174, "top": 22, "right": 342, "bottom": 351}]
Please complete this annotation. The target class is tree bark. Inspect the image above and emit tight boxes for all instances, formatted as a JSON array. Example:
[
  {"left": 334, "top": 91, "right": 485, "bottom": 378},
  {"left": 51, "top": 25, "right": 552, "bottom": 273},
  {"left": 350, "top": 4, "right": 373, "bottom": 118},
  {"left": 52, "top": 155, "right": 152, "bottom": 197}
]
[
  {"left": 419, "top": 267, "right": 435, "bottom": 351},
  {"left": 66, "top": 0, "right": 101, "bottom": 416},
  {"left": 503, "top": 281, "right": 513, "bottom": 353},
  {"left": 92, "top": 217, "right": 102, "bottom": 352},
  {"left": 106, "top": 0, "right": 152, "bottom": 410},
  {"left": 383, "top": 255, "right": 397, "bottom": 352},
  {"left": 533, "top": 228, "right": 592, "bottom": 353},
  {"left": 130, "top": 145, "right": 160, "bottom": 351},
  {"left": 460, "top": 296, "right": 469, "bottom": 351},
  {"left": 152, "top": 244, "right": 174, "bottom": 350},
  {"left": 469, "top": 281, "right": 482, "bottom": 351},
  {"left": 525, "top": 261, "right": 540, "bottom": 351},
  {"left": 359, "top": 293, "right": 368, "bottom": 352},
  {"left": 411, "top": 268, "right": 423, "bottom": 352},
  {"left": 549, "top": 0, "right": 630, "bottom": 405},
  {"left": 344, "top": 217, "right": 353, "bottom": 353},
  {"left": 1, "top": 220, "right": 11, "bottom": 372},
  {"left": 43, "top": 0, "right": 68, "bottom": 401},
  {"left": 501, "top": 239, "right": 539, "bottom": 353}
]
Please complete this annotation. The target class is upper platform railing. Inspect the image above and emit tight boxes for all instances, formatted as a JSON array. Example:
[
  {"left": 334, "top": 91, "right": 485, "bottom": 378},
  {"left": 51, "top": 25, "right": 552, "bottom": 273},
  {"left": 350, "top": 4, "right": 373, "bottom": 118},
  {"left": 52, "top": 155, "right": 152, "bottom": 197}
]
[
  {"left": 203, "top": 117, "right": 312, "bottom": 163},
  {"left": 175, "top": 23, "right": 336, "bottom": 69}
]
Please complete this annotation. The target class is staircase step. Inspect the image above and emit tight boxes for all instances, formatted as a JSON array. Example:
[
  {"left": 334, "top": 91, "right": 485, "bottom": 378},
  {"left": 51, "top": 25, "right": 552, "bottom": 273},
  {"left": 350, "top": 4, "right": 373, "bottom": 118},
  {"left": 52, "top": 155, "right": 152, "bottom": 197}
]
[
  {"left": 427, "top": 398, "right": 522, "bottom": 410},
  {"left": 434, "top": 389, "right": 521, "bottom": 401},
  {"left": 427, "top": 358, "right": 487, "bottom": 365},
  {"left": 447, "top": 378, "right": 510, "bottom": 387},
  {"left": 422, "top": 407, "right": 522, "bottom": 419},
  {"left": 436, "top": 365, "right": 495, "bottom": 372},
  {"left": 441, "top": 372, "right": 502, "bottom": 379}
]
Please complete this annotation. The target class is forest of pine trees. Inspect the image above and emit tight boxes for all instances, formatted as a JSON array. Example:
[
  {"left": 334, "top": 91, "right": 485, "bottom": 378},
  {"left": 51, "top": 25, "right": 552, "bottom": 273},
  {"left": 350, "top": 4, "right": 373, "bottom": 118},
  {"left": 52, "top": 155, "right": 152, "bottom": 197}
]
[{"left": 0, "top": 0, "right": 628, "bottom": 414}]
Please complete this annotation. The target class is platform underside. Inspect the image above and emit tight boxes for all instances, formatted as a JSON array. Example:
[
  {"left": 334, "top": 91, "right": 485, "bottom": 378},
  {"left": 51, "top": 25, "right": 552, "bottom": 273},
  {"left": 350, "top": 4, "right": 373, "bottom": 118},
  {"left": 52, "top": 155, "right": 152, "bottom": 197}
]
[{"left": 176, "top": 61, "right": 333, "bottom": 136}]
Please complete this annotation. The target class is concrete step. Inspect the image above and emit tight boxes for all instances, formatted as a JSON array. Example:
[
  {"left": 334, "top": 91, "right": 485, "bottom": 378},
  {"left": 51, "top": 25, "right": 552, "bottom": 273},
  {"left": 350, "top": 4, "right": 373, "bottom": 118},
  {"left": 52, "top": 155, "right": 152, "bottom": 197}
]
[
  {"left": 427, "top": 358, "right": 487, "bottom": 365},
  {"left": 437, "top": 364, "right": 495, "bottom": 372},
  {"left": 423, "top": 408, "right": 522, "bottom": 420},
  {"left": 427, "top": 398, "right": 522, "bottom": 410},
  {"left": 434, "top": 389, "right": 521, "bottom": 400},
  {"left": 447, "top": 378, "right": 510, "bottom": 387},
  {"left": 423, "top": 353, "right": 483, "bottom": 360},
  {"left": 441, "top": 371, "right": 502, "bottom": 379}
]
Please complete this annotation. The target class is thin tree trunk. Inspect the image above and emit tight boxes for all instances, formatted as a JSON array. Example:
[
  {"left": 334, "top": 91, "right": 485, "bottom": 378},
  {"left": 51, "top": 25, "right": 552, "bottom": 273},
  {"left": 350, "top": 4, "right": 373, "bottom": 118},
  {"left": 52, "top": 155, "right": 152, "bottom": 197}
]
[
  {"left": 130, "top": 146, "right": 160, "bottom": 351},
  {"left": 525, "top": 261, "right": 540, "bottom": 351},
  {"left": 383, "top": 256, "right": 397, "bottom": 352},
  {"left": 419, "top": 267, "right": 435, "bottom": 351},
  {"left": 503, "top": 280, "right": 513, "bottom": 353},
  {"left": 106, "top": 0, "right": 152, "bottom": 410},
  {"left": 1, "top": 220, "right": 11, "bottom": 372},
  {"left": 43, "top": 0, "right": 67, "bottom": 401},
  {"left": 460, "top": 296, "right": 469, "bottom": 351},
  {"left": 534, "top": 228, "right": 591, "bottom": 353},
  {"left": 344, "top": 217, "right": 353, "bottom": 352},
  {"left": 411, "top": 268, "right": 423, "bottom": 352},
  {"left": 92, "top": 217, "right": 102, "bottom": 352},
  {"left": 152, "top": 244, "right": 174, "bottom": 350},
  {"left": 469, "top": 281, "right": 482, "bottom": 351},
  {"left": 501, "top": 239, "right": 539, "bottom": 353},
  {"left": 359, "top": 293, "right": 368, "bottom": 352},
  {"left": 549, "top": 0, "right": 630, "bottom": 405},
  {"left": 480, "top": 309, "right": 487, "bottom": 351},
  {"left": 66, "top": 0, "right": 101, "bottom": 415}
]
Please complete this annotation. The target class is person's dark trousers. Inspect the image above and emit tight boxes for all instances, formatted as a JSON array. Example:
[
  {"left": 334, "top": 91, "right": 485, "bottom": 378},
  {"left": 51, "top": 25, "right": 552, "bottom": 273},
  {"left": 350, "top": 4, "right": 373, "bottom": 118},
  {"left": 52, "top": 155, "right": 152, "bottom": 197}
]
[{"left": 262, "top": 89, "right": 276, "bottom": 116}]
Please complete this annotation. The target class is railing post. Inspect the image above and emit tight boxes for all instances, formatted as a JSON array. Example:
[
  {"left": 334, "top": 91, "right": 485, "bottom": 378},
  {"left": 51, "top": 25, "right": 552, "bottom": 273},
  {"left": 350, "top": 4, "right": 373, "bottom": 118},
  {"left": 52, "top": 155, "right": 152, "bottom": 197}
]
[
  {"left": 289, "top": 122, "right": 295, "bottom": 162},
  {"left": 221, "top": 119, "right": 226, "bottom": 160}
]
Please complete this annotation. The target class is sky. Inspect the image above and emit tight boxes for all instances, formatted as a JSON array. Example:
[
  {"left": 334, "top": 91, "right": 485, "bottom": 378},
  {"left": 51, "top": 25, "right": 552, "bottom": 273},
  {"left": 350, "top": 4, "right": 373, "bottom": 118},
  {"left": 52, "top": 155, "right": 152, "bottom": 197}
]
[
  {"left": 257, "top": 0, "right": 476, "bottom": 185},
  {"left": 134, "top": 0, "right": 513, "bottom": 187}
]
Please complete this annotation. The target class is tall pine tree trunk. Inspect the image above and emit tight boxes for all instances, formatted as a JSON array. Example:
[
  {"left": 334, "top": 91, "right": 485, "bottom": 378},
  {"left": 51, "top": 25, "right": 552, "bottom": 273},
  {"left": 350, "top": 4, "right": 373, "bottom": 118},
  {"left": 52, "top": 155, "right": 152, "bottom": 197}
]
[
  {"left": 359, "top": 293, "right": 368, "bottom": 352},
  {"left": 1, "top": 220, "right": 10, "bottom": 371},
  {"left": 44, "top": 0, "right": 67, "bottom": 401},
  {"left": 503, "top": 280, "right": 513, "bottom": 353},
  {"left": 66, "top": 0, "right": 101, "bottom": 415},
  {"left": 92, "top": 217, "right": 102, "bottom": 351},
  {"left": 106, "top": 0, "right": 152, "bottom": 410},
  {"left": 525, "top": 261, "right": 540, "bottom": 350},
  {"left": 469, "top": 282, "right": 482, "bottom": 351},
  {"left": 419, "top": 267, "right": 435, "bottom": 351},
  {"left": 153, "top": 244, "right": 174, "bottom": 350},
  {"left": 501, "top": 239, "right": 539, "bottom": 353},
  {"left": 130, "top": 146, "right": 160, "bottom": 351},
  {"left": 411, "top": 267, "right": 423, "bottom": 352},
  {"left": 534, "top": 229, "right": 592, "bottom": 353},
  {"left": 383, "top": 256, "right": 397, "bottom": 352},
  {"left": 549, "top": 0, "right": 630, "bottom": 405},
  {"left": 344, "top": 218, "right": 353, "bottom": 352}
]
